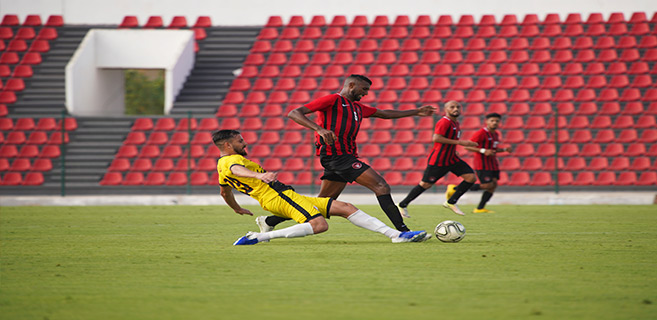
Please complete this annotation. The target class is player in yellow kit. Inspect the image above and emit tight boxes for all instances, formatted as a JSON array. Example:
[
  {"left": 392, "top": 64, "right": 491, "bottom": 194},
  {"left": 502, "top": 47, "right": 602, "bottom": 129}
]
[{"left": 213, "top": 129, "right": 430, "bottom": 245}]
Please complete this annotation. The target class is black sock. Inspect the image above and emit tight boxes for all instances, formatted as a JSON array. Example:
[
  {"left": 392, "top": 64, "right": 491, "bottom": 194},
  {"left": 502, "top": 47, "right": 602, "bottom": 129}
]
[
  {"left": 399, "top": 185, "right": 428, "bottom": 207},
  {"left": 469, "top": 184, "right": 481, "bottom": 191},
  {"left": 377, "top": 194, "right": 409, "bottom": 232},
  {"left": 265, "top": 215, "right": 289, "bottom": 227},
  {"left": 477, "top": 191, "right": 493, "bottom": 209},
  {"left": 448, "top": 180, "right": 474, "bottom": 204}
]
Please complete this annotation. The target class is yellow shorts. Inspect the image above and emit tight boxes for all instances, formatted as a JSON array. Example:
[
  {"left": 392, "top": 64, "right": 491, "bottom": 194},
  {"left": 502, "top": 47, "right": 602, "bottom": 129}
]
[{"left": 261, "top": 190, "right": 332, "bottom": 223}]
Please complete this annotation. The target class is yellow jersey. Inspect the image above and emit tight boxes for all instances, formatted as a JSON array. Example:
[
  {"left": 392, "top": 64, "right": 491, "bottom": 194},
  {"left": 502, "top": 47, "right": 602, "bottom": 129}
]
[{"left": 217, "top": 154, "right": 292, "bottom": 205}]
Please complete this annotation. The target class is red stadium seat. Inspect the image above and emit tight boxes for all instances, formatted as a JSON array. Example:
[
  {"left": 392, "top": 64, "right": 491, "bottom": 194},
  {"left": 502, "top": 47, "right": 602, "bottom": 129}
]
[
  {"left": 567, "top": 116, "right": 590, "bottom": 129},
  {"left": 572, "top": 172, "right": 595, "bottom": 186},
  {"left": 163, "top": 172, "right": 186, "bottom": 186},
  {"left": 629, "top": 12, "right": 647, "bottom": 23},
  {"left": 592, "top": 129, "right": 614, "bottom": 143},
  {"left": 12, "top": 118, "right": 35, "bottom": 131},
  {"left": 28, "top": 158, "right": 51, "bottom": 172},
  {"left": 371, "top": 158, "right": 392, "bottom": 171},
  {"left": 121, "top": 172, "right": 144, "bottom": 186},
  {"left": 370, "top": 132, "right": 391, "bottom": 144},
  {"left": 637, "top": 172, "right": 657, "bottom": 186},
  {"left": 558, "top": 144, "right": 579, "bottom": 157},
  {"left": 264, "top": 16, "right": 282, "bottom": 27},
  {"left": 144, "top": 16, "right": 163, "bottom": 28},
  {"left": 638, "top": 129, "right": 657, "bottom": 143},
  {"left": 111, "top": 144, "right": 137, "bottom": 159},
  {"left": 149, "top": 158, "right": 173, "bottom": 172},
  {"left": 132, "top": 158, "right": 152, "bottom": 172},
  {"left": 140, "top": 172, "right": 165, "bottom": 186},
  {"left": 192, "top": 16, "right": 211, "bottom": 28},
  {"left": 99, "top": 172, "right": 122, "bottom": 186},
  {"left": 530, "top": 172, "right": 553, "bottom": 186},
  {"left": 642, "top": 89, "right": 657, "bottom": 101},
  {"left": 278, "top": 26, "right": 301, "bottom": 42},
  {"left": 0, "top": 52, "right": 19, "bottom": 65},
  {"left": 188, "top": 172, "right": 208, "bottom": 186},
  {"left": 1, "top": 14, "right": 20, "bottom": 26},
  {"left": 638, "top": 36, "right": 657, "bottom": 49},
  {"left": 9, "top": 158, "right": 31, "bottom": 171},
  {"left": 508, "top": 172, "right": 530, "bottom": 186},
  {"left": 635, "top": 115, "right": 656, "bottom": 129},
  {"left": 120, "top": 16, "right": 139, "bottom": 28},
  {"left": 0, "top": 118, "right": 14, "bottom": 132},
  {"left": 610, "top": 157, "right": 631, "bottom": 171},
  {"left": 194, "top": 158, "right": 215, "bottom": 171},
  {"left": 520, "top": 157, "right": 543, "bottom": 171},
  {"left": 108, "top": 158, "right": 131, "bottom": 172},
  {"left": 383, "top": 172, "right": 403, "bottom": 185},
  {"left": 391, "top": 131, "right": 415, "bottom": 144},
  {"left": 24, "top": 131, "right": 47, "bottom": 145},
  {"left": 508, "top": 103, "right": 530, "bottom": 116},
  {"left": 526, "top": 130, "right": 547, "bottom": 143},
  {"left": 8, "top": 39, "right": 28, "bottom": 52},
  {"left": 570, "top": 130, "right": 592, "bottom": 143},
  {"left": 580, "top": 144, "right": 601, "bottom": 157},
  {"left": 565, "top": 158, "right": 587, "bottom": 171},
  {"left": 601, "top": 143, "right": 624, "bottom": 157},
  {"left": 454, "top": 64, "right": 474, "bottom": 76},
  {"left": 536, "top": 144, "right": 556, "bottom": 157},
  {"left": 499, "top": 157, "right": 519, "bottom": 171},
  {"left": 145, "top": 132, "right": 167, "bottom": 145},
  {"left": 593, "top": 172, "right": 616, "bottom": 186},
  {"left": 136, "top": 145, "right": 159, "bottom": 159},
  {"left": 305, "top": 15, "right": 326, "bottom": 27}
]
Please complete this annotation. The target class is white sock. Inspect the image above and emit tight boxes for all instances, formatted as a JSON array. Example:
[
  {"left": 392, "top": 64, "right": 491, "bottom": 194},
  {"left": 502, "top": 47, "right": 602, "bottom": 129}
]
[
  {"left": 347, "top": 210, "right": 401, "bottom": 239},
  {"left": 256, "top": 222, "right": 314, "bottom": 242}
]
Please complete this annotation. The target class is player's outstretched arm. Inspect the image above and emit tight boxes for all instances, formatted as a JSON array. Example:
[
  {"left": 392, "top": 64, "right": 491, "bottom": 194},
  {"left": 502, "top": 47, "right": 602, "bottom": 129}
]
[
  {"left": 220, "top": 185, "right": 254, "bottom": 216},
  {"left": 433, "top": 134, "right": 478, "bottom": 147},
  {"left": 496, "top": 146, "right": 513, "bottom": 153},
  {"left": 371, "top": 105, "right": 436, "bottom": 119},
  {"left": 465, "top": 145, "right": 496, "bottom": 156}
]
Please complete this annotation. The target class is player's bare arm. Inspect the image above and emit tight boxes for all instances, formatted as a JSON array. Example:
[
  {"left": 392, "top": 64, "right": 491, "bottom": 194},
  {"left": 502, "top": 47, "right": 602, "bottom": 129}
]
[
  {"left": 371, "top": 105, "right": 436, "bottom": 119},
  {"left": 465, "top": 145, "right": 497, "bottom": 156},
  {"left": 496, "top": 146, "right": 512, "bottom": 153},
  {"left": 433, "top": 134, "right": 478, "bottom": 147},
  {"left": 288, "top": 106, "right": 337, "bottom": 145},
  {"left": 219, "top": 184, "right": 254, "bottom": 216}
]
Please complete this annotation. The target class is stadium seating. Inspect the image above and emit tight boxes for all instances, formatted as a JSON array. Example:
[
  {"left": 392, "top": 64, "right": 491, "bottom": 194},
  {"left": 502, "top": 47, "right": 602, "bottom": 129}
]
[{"left": 6, "top": 13, "right": 656, "bottom": 189}]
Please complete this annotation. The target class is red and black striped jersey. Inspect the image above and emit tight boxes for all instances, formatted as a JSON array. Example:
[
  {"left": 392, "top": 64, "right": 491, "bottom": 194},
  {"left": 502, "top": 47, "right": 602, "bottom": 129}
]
[
  {"left": 305, "top": 93, "right": 377, "bottom": 156},
  {"left": 428, "top": 116, "right": 461, "bottom": 166},
  {"left": 470, "top": 127, "right": 500, "bottom": 171}
]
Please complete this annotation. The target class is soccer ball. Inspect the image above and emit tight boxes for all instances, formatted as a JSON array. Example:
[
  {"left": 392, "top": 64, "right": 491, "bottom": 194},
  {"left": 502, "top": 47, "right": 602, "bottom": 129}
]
[{"left": 434, "top": 220, "right": 466, "bottom": 242}]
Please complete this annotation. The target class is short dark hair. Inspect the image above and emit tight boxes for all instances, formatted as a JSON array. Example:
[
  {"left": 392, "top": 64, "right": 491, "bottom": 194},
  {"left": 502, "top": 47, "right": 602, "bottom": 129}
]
[
  {"left": 212, "top": 129, "right": 240, "bottom": 145},
  {"left": 485, "top": 113, "right": 502, "bottom": 119},
  {"left": 348, "top": 74, "right": 372, "bottom": 85}
]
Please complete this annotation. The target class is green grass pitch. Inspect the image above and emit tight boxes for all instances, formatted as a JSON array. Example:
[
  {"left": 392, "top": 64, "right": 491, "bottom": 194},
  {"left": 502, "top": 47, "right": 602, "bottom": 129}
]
[{"left": 1, "top": 204, "right": 656, "bottom": 319}]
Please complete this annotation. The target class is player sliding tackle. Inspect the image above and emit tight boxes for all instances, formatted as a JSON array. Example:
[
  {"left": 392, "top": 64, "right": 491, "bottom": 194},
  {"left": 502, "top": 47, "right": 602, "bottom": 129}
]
[{"left": 213, "top": 130, "right": 430, "bottom": 245}]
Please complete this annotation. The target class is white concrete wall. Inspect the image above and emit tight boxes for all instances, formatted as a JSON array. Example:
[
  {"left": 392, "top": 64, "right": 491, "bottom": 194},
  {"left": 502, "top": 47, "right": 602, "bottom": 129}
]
[
  {"left": 65, "top": 31, "right": 126, "bottom": 116},
  {"left": 0, "top": 0, "right": 654, "bottom": 26},
  {"left": 65, "top": 29, "right": 194, "bottom": 116}
]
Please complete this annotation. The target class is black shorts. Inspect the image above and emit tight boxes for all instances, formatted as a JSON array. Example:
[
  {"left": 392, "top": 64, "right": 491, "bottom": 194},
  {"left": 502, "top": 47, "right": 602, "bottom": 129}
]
[
  {"left": 421, "top": 159, "right": 474, "bottom": 183},
  {"left": 319, "top": 154, "right": 371, "bottom": 183},
  {"left": 476, "top": 170, "right": 500, "bottom": 183}
]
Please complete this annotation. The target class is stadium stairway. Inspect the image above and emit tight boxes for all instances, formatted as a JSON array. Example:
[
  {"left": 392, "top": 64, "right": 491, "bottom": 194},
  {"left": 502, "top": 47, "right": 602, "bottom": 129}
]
[
  {"left": 9, "top": 25, "right": 91, "bottom": 117},
  {"left": 2, "top": 17, "right": 260, "bottom": 192},
  {"left": 171, "top": 26, "right": 260, "bottom": 116},
  {"left": 44, "top": 117, "right": 132, "bottom": 187}
]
